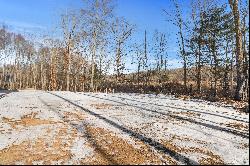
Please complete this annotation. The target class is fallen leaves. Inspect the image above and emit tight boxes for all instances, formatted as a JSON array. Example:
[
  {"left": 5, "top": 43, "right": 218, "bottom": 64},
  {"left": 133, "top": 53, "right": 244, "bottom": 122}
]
[
  {"left": 2, "top": 113, "right": 56, "bottom": 129},
  {"left": 90, "top": 103, "right": 113, "bottom": 110},
  {"left": 81, "top": 126, "right": 164, "bottom": 165}
]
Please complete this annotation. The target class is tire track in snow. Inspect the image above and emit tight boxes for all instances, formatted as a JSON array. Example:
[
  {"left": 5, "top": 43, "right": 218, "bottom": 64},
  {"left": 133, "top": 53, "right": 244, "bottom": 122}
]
[
  {"left": 97, "top": 94, "right": 248, "bottom": 123},
  {"left": 48, "top": 92, "right": 199, "bottom": 165},
  {"left": 81, "top": 93, "right": 249, "bottom": 139}
]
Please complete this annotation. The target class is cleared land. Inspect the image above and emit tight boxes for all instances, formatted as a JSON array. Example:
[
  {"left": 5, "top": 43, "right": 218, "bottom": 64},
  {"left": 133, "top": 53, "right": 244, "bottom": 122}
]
[{"left": 0, "top": 90, "right": 249, "bottom": 165}]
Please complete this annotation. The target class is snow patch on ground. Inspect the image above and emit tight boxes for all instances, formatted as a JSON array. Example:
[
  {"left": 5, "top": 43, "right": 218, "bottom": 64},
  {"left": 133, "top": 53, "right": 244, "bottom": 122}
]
[
  {"left": 0, "top": 90, "right": 249, "bottom": 165},
  {"left": 71, "top": 138, "right": 93, "bottom": 162}
]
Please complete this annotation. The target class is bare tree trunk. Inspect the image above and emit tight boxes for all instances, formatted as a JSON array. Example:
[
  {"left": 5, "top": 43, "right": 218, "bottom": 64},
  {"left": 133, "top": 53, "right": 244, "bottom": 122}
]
[
  {"left": 213, "top": 41, "right": 218, "bottom": 98},
  {"left": 66, "top": 45, "right": 70, "bottom": 91},
  {"left": 223, "top": 38, "right": 230, "bottom": 96},
  {"left": 41, "top": 61, "right": 44, "bottom": 90},
  {"left": 33, "top": 66, "right": 36, "bottom": 89},
  {"left": 91, "top": 30, "right": 97, "bottom": 92},
  {"left": 144, "top": 30, "right": 148, "bottom": 88},
  {"left": 197, "top": 58, "right": 202, "bottom": 94},
  {"left": 137, "top": 61, "right": 140, "bottom": 86},
  {"left": 242, "top": 14, "right": 249, "bottom": 101},
  {"left": 230, "top": 47, "right": 235, "bottom": 95},
  {"left": 13, "top": 63, "right": 17, "bottom": 90},
  {"left": 50, "top": 49, "right": 57, "bottom": 91},
  {"left": 196, "top": 21, "right": 203, "bottom": 94},
  {"left": 229, "top": 0, "right": 244, "bottom": 100},
  {"left": 115, "top": 43, "right": 121, "bottom": 83},
  {"left": 19, "top": 70, "right": 22, "bottom": 89},
  {"left": 179, "top": 21, "right": 187, "bottom": 93},
  {"left": 0, "top": 65, "right": 4, "bottom": 87}
]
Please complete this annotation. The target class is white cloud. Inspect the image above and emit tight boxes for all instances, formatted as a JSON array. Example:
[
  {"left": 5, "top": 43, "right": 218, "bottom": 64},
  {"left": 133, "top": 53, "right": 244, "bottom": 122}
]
[
  {"left": 1, "top": 20, "right": 47, "bottom": 34},
  {"left": 167, "top": 58, "right": 182, "bottom": 69}
]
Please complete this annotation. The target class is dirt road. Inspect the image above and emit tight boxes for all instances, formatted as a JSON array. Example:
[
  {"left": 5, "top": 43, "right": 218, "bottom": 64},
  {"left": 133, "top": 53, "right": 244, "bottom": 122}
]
[{"left": 0, "top": 90, "right": 249, "bottom": 165}]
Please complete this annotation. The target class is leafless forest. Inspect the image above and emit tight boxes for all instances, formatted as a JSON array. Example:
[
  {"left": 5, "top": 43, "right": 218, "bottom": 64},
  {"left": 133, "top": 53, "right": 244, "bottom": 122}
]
[{"left": 0, "top": 0, "right": 249, "bottom": 102}]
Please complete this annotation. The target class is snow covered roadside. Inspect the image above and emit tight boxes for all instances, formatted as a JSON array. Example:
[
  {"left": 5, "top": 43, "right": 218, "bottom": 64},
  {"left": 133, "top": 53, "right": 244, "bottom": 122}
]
[{"left": 0, "top": 90, "right": 249, "bottom": 165}]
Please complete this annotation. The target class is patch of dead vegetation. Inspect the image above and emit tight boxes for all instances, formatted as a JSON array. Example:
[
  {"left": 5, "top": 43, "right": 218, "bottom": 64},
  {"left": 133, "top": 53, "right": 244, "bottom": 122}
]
[
  {"left": 0, "top": 124, "right": 13, "bottom": 134},
  {"left": 176, "top": 95, "right": 191, "bottom": 100},
  {"left": 198, "top": 156, "right": 224, "bottom": 165},
  {"left": 225, "top": 122, "right": 249, "bottom": 131},
  {"left": 90, "top": 103, "right": 113, "bottom": 110},
  {"left": 81, "top": 126, "right": 168, "bottom": 165},
  {"left": 161, "top": 137, "right": 224, "bottom": 165},
  {"left": 219, "top": 99, "right": 249, "bottom": 113},
  {"left": 140, "top": 123, "right": 155, "bottom": 130},
  {"left": 133, "top": 122, "right": 169, "bottom": 134},
  {"left": 2, "top": 113, "right": 57, "bottom": 129},
  {"left": 172, "top": 135, "right": 208, "bottom": 145},
  {"left": 63, "top": 111, "right": 85, "bottom": 121},
  {"left": 0, "top": 125, "right": 78, "bottom": 165},
  {"left": 174, "top": 111, "right": 201, "bottom": 117},
  {"left": 169, "top": 117, "right": 188, "bottom": 125},
  {"left": 237, "top": 143, "right": 249, "bottom": 149}
]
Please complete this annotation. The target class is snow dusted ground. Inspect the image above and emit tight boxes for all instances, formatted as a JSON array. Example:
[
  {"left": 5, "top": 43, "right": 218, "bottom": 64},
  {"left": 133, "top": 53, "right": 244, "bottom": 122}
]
[{"left": 0, "top": 90, "right": 249, "bottom": 165}]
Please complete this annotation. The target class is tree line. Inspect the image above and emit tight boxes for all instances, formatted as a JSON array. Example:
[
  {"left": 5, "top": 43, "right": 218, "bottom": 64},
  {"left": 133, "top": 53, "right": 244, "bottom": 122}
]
[{"left": 0, "top": 0, "right": 249, "bottom": 101}]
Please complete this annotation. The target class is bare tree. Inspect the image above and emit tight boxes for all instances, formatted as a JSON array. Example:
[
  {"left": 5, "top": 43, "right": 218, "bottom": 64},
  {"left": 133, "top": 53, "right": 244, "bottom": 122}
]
[
  {"left": 111, "top": 17, "right": 134, "bottom": 83},
  {"left": 132, "top": 43, "right": 143, "bottom": 86},
  {"left": 81, "top": 0, "right": 114, "bottom": 91},
  {"left": 164, "top": 0, "right": 188, "bottom": 93},
  {"left": 228, "top": 0, "right": 245, "bottom": 100},
  {"left": 152, "top": 30, "right": 168, "bottom": 84},
  {"left": 61, "top": 10, "right": 79, "bottom": 91}
]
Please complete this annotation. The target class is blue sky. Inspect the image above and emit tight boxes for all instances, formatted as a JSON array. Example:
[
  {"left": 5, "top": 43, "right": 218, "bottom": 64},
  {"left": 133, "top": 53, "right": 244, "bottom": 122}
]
[
  {"left": 0, "top": 0, "right": 194, "bottom": 69},
  {"left": 0, "top": 0, "right": 189, "bottom": 31}
]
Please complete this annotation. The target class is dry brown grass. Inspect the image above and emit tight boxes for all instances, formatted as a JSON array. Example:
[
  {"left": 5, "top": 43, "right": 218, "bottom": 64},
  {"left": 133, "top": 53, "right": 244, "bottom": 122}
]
[
  {"left": 0, "top": 126, "right": 77, "bottom": 165},
  {"left": 225, "top": 122, "right": 249, "bottom": 131},
  {"left": 81, "top": 126, "right": 165, "bottom": 165},
  {"left": 63, "top": 111, "right": 85, "bottom": 121},
  {"left": 161, "top": 135, "right": 224, "bottom": 165},
  {"left": 174, "top": 111, "right": 201, "bottom": 117},
  {"left": 2, "top": 114, "right": 56, "bottom": 129},
  {"left": 90, "top": 103, "right": 113, "bottom": 110}
]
